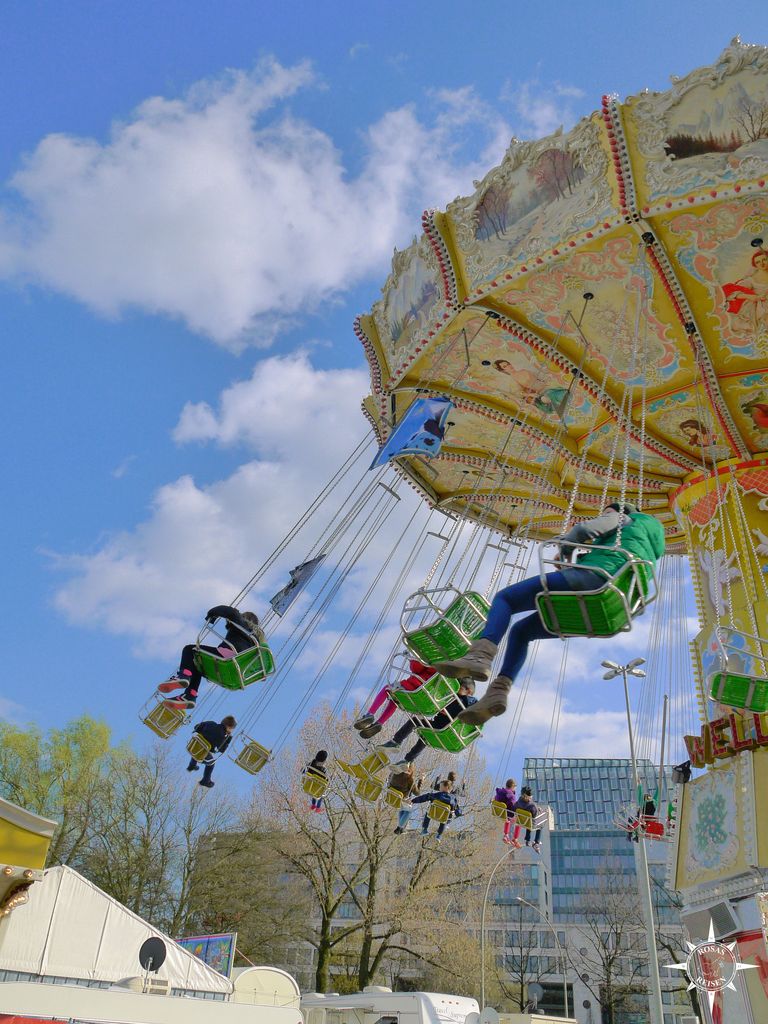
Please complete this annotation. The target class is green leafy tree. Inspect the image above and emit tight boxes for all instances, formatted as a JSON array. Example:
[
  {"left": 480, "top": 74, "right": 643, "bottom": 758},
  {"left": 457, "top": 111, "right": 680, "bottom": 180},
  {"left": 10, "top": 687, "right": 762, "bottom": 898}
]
[{"left": 0, "top": 715, "right": 114, "bottom": 866}]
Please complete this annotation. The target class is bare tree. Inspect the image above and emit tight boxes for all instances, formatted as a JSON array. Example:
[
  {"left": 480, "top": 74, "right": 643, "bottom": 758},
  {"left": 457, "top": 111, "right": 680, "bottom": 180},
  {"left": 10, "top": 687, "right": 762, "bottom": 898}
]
[
  {"left": 494, "top": 899, "right": 560, "bottom": 1012},
  {"left": 567, "top": 868, "right": 649, "bottom": 1022},
  {"left": 79, "top": 744, "right": 242, "bottom": 932},
  {"left": 733, "top": 96, "right": 768, "bottom": 143},
  {"left": 188, "top": 813, "right": 312, "bottom": 967},
  {"left": 533, "top": 148, "right": 583, "bottom": 201},
  {"left": 258, "top": 702, "right": 499, "bottom": 992},
  {"left": 474, "top": 184, "right": 509, "bottom": 240},
  {"left": 651, "top": 875, "right": 702, "bottom": 1022}
]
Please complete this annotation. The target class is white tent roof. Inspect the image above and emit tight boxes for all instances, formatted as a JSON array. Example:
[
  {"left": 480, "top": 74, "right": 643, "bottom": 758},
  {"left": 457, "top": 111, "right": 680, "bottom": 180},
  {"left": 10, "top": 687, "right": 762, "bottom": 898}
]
[{"left": 0, "top": 865, "right": 232, "bottom": 995}]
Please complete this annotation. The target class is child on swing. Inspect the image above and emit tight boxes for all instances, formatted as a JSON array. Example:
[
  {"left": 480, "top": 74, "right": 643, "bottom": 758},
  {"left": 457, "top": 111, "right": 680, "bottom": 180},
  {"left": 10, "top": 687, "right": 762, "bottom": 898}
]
[
  {"left": 412, "top": 779, "right": 463, "bottom": 841},
  {"left": 353, "top": 659, "right": 436, "bottom": 738},
  {"left": 495, "top": 778, "right": 522, "bottom": 847},
  {"left": 304, "top": 750, "right": 328, "bottom": 812}
]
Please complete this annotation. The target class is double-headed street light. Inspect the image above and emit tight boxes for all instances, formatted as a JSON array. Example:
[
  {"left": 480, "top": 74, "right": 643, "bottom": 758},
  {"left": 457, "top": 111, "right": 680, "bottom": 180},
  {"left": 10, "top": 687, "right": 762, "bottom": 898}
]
[
  {"left": 601, "top": 656, "right": 646, "bottom": 679},
  {"left": 600, "top": 656, "right": 664, "bottom": 1024}
]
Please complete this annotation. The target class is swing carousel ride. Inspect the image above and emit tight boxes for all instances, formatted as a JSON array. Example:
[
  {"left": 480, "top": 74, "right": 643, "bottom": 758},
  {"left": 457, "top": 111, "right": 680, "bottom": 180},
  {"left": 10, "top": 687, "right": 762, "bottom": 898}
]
[
  {"left": 353, "top": 37, "right": 768, "bottom": 1019},
  {"left": 135, "top": 39, "right": 768, "bottom": 1021}
]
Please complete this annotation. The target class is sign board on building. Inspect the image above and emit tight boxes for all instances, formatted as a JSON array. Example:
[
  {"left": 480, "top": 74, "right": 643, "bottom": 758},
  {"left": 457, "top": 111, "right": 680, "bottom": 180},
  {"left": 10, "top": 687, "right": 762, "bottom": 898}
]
[{"left": 176, "top": 932, "right": 237, "bottom": 978}]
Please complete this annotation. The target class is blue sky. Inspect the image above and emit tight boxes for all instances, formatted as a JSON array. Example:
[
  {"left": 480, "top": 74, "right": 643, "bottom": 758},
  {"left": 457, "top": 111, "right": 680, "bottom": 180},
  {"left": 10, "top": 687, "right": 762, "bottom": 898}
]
[{"left": 2, "top": 2, "right": 765, "bottom": 787}]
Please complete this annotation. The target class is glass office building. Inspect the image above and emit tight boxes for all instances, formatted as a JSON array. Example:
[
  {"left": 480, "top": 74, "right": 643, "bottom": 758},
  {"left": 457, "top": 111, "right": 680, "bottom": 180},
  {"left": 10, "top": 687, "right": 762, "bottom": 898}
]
[
  {"left": 524, "top": 756, "right": 661, "bottom": 831},
  {"left": 523, "top": 757, "right": 678, "bottom": 924}
]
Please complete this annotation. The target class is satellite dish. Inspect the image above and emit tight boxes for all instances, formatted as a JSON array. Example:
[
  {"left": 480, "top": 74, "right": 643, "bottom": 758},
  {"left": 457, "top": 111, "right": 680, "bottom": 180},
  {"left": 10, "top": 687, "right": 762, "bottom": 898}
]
[
  {"left": 139, "top": 937, "right": 167, "bottom": 973},
  {"left": 527, "top": 983, "right": 544, "bottom": 1000},
  {"left": 479, "top": 1009, "right": 500, "bottom": 1024},
  {"left": 465, "top": 1013, "right": 480, "bottom": 1024}
]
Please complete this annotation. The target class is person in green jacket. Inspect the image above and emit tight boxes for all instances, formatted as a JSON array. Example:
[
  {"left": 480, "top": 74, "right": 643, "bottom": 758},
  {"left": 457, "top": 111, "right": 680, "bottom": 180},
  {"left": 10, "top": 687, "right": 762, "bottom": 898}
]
[{"left": 434, "top": 502, "right": 665, "bottom": 725}]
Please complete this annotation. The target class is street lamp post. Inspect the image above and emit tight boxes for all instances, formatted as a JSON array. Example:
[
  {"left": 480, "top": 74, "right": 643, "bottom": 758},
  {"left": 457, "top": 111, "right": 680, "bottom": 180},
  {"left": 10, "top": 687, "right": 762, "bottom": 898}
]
[
  {"left": 515, "top": 895, "right": 569, "bottom": 1018},
  {"left": 601, "top": 657, "right": 664, "bottom": 1024},
  {"left": 480, "top": 847, "right": 515, "bottom": 1010}
]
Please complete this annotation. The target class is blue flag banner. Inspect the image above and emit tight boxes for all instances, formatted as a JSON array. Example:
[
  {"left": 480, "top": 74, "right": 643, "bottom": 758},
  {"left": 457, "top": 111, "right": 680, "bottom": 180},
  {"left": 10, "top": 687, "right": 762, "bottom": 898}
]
[
  {"left": 269, "top": 554, "right": 326, "bottom": 616},
  {"left": 370, "top": 397, "right": 454, "bottom": 469}
]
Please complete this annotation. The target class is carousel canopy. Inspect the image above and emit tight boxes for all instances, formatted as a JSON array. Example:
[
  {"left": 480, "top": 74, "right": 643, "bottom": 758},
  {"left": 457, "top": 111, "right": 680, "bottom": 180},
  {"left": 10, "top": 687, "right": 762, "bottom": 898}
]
[{"left": 356, "top": 39, "right": 768, "bottom": 547}]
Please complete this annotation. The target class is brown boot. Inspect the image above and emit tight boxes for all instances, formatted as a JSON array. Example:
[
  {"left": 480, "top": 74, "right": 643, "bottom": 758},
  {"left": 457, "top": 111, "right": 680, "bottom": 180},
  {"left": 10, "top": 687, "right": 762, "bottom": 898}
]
[
  {"left": 458, "top": 676, "right": 513, "bottom": 725},
  {"left": 433, "top": 638, "right": 498, "bottom": 681}
]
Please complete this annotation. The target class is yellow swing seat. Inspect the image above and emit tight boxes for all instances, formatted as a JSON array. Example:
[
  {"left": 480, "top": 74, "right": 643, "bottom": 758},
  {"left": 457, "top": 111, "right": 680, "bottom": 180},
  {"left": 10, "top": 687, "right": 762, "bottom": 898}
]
[
  {"left": 355, "top": 777, "right": 384, "bottom": 802},
  {"left": 490, "top": 799, "right": 509, "bottom": 819},
  {"left": 384, "top": 787, "right": 405, "bottom": 809},
  {"left": 337, "top": 749, "right": 390, "bottom": 780},
  {"left": 233, "top": 739, "right": 271, "bottom": 776},
  {"left": 186, "top": 733, "right": 213, "bottom": 762},
  {"left": 302, "top": 769, "right": 329, "bottom": 798},
  {"left": 514, "top": 808, "right": 533, "bottom": 830},
  {"left": 142, "top": 699, "right": 187, "bottom": 739},
  {"left": 427, "top": 799, "right": 452, "bottom": 824}
]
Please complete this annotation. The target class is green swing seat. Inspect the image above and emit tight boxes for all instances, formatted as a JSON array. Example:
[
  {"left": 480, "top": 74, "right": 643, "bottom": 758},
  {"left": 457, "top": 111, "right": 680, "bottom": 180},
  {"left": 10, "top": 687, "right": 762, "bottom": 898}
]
[
  {"left": 536, "top": 558, "right": 654, "bottom": 638},
  {"left": 390, "top": 673, "right": 461, "bottom": 716},
  {"left": 403, "top": 590, "right": 490, "bottom": 664},
  {"left": 416, "top": 719, "right": 482, "bottom": 753},
  {"left": 709, "top": 672, "right": 768, "bottom": 713},
  {"left": 193, "top": 642, "right": 275, "bottom": 691},
  {"left": 710, "top": 628, "right": 768, "bottom": 713}
]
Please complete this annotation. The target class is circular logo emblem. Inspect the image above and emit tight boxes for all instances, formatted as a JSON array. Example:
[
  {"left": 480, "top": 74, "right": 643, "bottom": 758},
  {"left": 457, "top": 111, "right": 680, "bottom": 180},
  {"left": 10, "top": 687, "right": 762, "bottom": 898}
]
[{"left": 685, "top": 940, "right": 738, "bottom": 993}]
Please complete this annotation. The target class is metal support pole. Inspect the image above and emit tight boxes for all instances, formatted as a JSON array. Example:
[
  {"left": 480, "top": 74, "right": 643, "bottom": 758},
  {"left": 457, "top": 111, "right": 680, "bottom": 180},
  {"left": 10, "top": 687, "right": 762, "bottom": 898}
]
[
  {"left": 480, "top": 847, "right": 515, "bottom": 1010},
  {"left": 516, "top": 895, "right": 569, "bottom": 1018},
  {"left": 621, "top": 666, "right": 665, "bottom": 1024},
  {"left": 657, "top": 694, "right": 668, "bottom": 810}
]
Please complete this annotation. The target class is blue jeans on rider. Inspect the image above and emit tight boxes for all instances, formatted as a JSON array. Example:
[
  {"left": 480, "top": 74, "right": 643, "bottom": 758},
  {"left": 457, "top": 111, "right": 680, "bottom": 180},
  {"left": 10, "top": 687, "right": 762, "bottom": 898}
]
[{"left": 481, "top": 569, "right": 604, "bottom": 680}]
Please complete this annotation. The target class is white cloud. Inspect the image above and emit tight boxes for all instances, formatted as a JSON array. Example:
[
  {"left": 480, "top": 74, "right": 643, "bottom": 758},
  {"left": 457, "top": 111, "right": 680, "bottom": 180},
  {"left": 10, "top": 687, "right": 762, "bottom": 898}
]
[
  {"left": 0, "top": 59, "right": 509, "bottom": 347},
  {"left": 0, "top": 696, "right": 25, "bottom": 724},
  {"left": 173, "top": 349, "right": 367, "bottom": 457},
  {"left": 111, "top": 454, "right": 136, "bottom": 479},
  {"left": 52, "top": 352, "right": 373, "bottom": 657},
  {"left": 502, "top": 79, "right": 586, "bottom": 139}
]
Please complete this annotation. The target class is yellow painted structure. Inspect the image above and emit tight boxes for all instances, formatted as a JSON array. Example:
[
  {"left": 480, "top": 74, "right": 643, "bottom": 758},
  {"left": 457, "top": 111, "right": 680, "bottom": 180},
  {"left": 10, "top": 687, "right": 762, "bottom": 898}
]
[{"left": 0, "top": 796, "right": 57, "bottom": 916}]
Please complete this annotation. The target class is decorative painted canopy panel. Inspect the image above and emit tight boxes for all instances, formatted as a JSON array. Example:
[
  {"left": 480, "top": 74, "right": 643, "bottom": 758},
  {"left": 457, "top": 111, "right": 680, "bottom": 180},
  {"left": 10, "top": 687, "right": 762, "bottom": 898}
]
[{"left": 357, "top": 41, "right": 768, "bottom": 545}]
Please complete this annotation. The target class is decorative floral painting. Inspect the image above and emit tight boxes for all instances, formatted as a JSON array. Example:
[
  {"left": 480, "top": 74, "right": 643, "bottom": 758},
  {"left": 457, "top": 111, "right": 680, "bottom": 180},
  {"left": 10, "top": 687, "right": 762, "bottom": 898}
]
[{"left": 686, "top": 764, "right": 740, "bottom": 878}]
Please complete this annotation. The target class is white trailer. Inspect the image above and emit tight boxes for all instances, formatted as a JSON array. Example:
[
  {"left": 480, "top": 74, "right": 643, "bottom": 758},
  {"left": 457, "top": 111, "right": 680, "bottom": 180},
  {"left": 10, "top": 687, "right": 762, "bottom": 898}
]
[{"left": 301, "top": 986, "right": 479, "bottom": 1024}]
